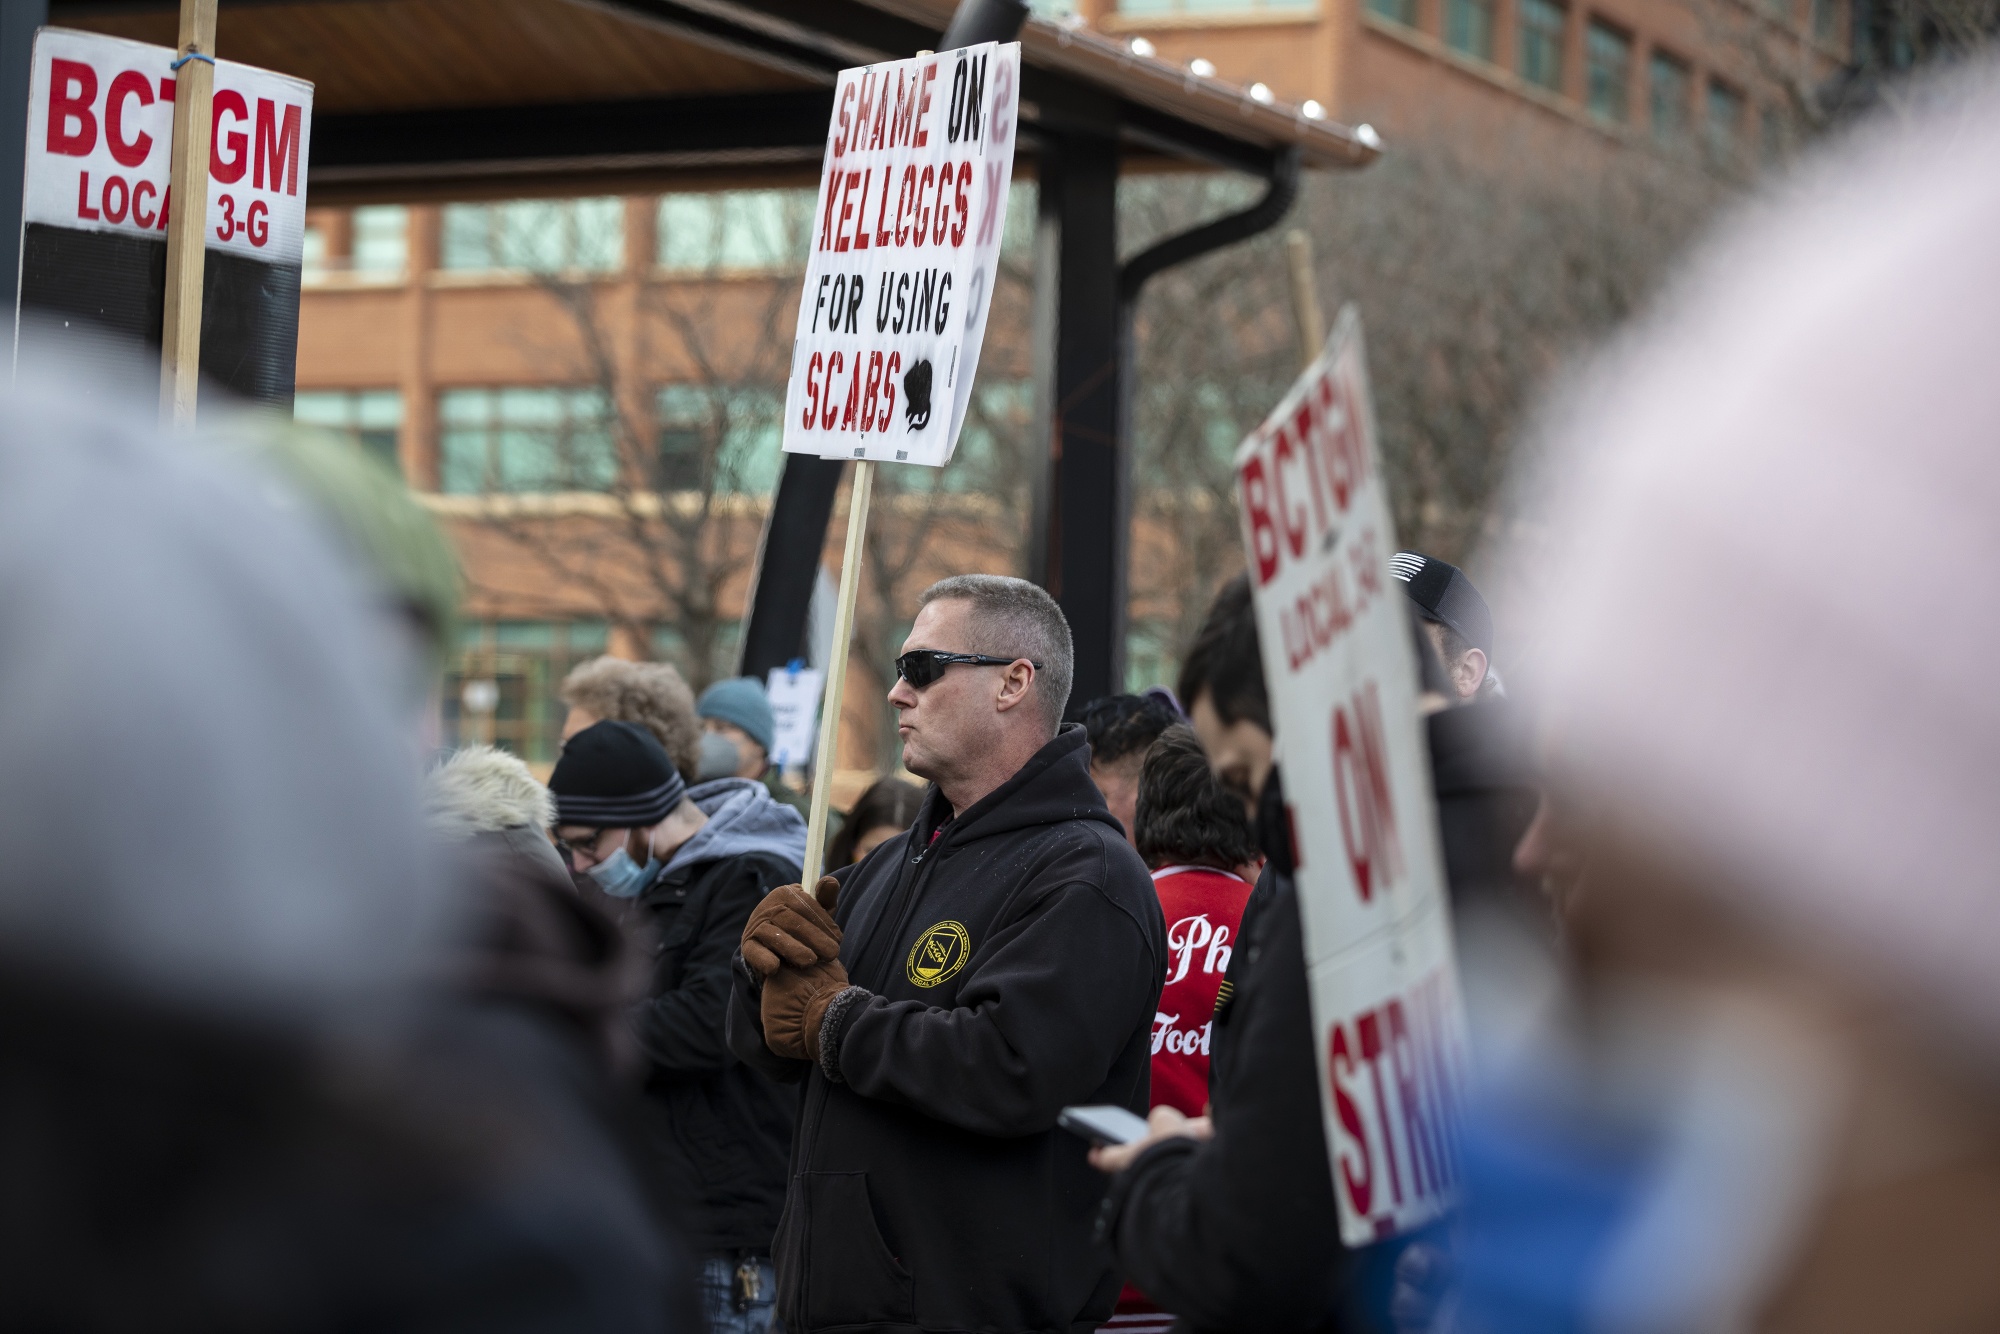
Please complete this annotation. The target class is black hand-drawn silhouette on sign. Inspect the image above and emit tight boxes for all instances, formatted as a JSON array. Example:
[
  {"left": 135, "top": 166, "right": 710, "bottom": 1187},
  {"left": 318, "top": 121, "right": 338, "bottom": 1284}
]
[{"left": 904, "top": 358, "right": 933, "bottom": 431}]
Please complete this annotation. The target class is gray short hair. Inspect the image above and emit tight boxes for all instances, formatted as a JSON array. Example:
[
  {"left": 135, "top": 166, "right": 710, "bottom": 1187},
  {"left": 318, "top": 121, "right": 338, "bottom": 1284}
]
[{"left": 917, "top": 574, "right": 1073, "bottom": 734}]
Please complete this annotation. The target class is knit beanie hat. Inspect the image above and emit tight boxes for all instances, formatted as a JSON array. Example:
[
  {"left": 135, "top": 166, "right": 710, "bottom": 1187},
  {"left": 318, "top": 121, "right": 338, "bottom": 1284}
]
[
  {"left": 548, "top": 720, "right": 687, "bottom": 829},
  {"left": 1390, "top": 551, "right": 1493, "bottom": 656},
  {"left": 698, "top": 677, "right": 775, "bottom": 754}
]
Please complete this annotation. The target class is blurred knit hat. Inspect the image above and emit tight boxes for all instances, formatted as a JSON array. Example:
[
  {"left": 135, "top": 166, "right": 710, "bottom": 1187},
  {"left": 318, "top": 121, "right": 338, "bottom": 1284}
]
[
  {"left": 224, "top": 416, "right": 463, "bottom": 667},
  {"left": 698, "top": 677, "right": 775, "bottom": 754},
  {"left": 548, "top": 721, "right": 686, "bottom": 829},
  {"left": 1511, "top": 71, "right": 2000, "bottom": 1053},
  {"left": 1392, "top": 552, "right": 1493, "bottom": 656}
]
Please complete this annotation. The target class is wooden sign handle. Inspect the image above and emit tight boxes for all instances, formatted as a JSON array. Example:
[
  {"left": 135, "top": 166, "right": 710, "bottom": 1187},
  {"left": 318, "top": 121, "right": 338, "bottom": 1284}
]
[
  {"left": 800, "top": 458, "right": 874, "bottom": 883},
  {"left": 160, "top": 0, "right": 217, "bottom": 426}
]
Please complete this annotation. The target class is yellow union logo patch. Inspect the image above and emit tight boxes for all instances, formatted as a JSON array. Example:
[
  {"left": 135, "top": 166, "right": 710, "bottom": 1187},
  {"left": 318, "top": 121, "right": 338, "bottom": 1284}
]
[{"left": 906, "top": 920, "right": 971, "bottom": 988}]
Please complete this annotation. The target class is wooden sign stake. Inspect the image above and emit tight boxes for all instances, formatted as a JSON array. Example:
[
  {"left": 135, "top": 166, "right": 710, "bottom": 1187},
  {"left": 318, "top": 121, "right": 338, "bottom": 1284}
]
[
  {"left": 160, "top": 0, "right": 217, "bottom": 426},
  {"left": 800, "top": 458, "right": 875, "bottom": 883},
  {"left": 1286, "top": 228, "right": 1326, "bottom": 372}
]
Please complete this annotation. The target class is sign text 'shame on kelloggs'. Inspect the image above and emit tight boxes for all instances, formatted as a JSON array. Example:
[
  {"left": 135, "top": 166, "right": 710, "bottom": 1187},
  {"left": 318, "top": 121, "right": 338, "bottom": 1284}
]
[
  {"left": 24, "top": 27, "right": 313, "bottom": 266},
  {"left": 782, "top": 42, "right": 1019, "bottom": 468},
  {"left": 1233, "top": 305, "right": 1472, "bottom": 1245}
]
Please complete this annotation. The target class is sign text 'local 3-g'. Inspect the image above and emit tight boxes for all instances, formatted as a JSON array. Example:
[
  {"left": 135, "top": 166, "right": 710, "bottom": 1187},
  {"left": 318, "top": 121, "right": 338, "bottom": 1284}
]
[
  {"left": 1233, "top": 307, "right": 1472, "bottom": 1246},
  {"left": 783, "top": 42, "right": 1020, "bottom": 468}
]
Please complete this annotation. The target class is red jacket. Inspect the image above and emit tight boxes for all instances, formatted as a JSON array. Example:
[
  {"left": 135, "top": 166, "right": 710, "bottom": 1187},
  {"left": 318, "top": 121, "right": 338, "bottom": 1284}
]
[{"left": 1147, "top": 864, "right": 1253, "bottom": 1116}]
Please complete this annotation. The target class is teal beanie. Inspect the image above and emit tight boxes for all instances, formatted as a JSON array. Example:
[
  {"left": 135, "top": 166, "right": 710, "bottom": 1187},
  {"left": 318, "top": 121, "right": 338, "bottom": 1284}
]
[{"left": 698, "top": 677, "right": 775, "bottom": 754}]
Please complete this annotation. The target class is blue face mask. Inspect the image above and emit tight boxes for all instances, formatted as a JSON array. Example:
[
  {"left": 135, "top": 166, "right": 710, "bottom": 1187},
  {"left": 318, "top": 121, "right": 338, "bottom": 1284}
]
[{"left": 586, "top": 846, "right": 655, "bottom": 899}]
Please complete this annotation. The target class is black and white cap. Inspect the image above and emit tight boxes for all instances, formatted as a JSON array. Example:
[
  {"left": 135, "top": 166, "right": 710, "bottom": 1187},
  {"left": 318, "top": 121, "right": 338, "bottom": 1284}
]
[
  {"left": 1391, "top": 551, "right": 1494, "bottom": 657},
  {"left": 548, "top": 720, "right": 687, "bottom": 829}
]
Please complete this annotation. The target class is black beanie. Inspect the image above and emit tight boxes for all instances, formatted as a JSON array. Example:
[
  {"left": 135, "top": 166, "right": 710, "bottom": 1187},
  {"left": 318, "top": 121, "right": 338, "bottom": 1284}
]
[
  {"left": 1390, "top": 551, "right": 1494, "bottom": 657},
  {"left": 548, "top": 720, "right": 687, "bottom": 828}
]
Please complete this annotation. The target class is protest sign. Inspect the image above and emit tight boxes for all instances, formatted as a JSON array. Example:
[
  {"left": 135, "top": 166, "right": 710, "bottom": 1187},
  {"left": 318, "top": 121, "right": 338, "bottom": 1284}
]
[
  {"left": 766, "top": 664, "right": 826, "bottom": 770},
  {"left": 782, "top": 42, "right": 1020, "bottom": 880},
  {"left": 782, "top": 42, "right": 1019, "bottom": 466},
  {"left": 17, "top": 27, "right": 313, "bottom": 405},
  {"left": 1233, "top": 306, "right": 1470, "bottom": 1244}
]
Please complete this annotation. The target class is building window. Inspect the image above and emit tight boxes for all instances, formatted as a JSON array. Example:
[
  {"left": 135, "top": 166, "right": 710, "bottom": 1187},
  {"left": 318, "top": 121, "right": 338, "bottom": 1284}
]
[
  {"left": 657, "top": 190, "right": 815, "bottom": 273},
  {"left": 1517, "top": 0, "right": 1567, "bottom": 92},
  {"left": 445, "top": 619, "right": 611, "bottom": 764},
  {"left": 302, "top": 220, "right": 329, "bottom": 281},
  {"left": 1366, "top": 0, "right": 1418, "bottom": 26},
  {"left": 1706, "top": 80, "right": 1746, "bottom": 164},
  {"left": 295, "top": 389, "right": 404, "bottom": 475},
  {"left": 654, "top": 384, "right": 786, "bottom": 494},
  {"left": 440, "top": 198, "right": 625, "bottom": 274},
  {"left": 437, "top": 387, "right": 619, "bottom": 494},
  {"left": 1811, "top": 0, "right": 1845, "bottom": 45},
  {"left": 1649, "top": 52, "right": 1691, "bottom": 145},
  {"left": 1445, "top": 0, "right": 1495, "bottom": 59},
  {"left": 1585, "top": 21, "right": 1632, "bottom": 121},
  {"left": 351, "top": 205, "right": 409, "bottom": 277}
]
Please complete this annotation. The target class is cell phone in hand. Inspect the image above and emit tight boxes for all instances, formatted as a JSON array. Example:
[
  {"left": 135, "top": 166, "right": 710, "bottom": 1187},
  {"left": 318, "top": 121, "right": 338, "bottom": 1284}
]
[{"left": 1058, "top": 1104, "right": 1151, "bottom": 1147}]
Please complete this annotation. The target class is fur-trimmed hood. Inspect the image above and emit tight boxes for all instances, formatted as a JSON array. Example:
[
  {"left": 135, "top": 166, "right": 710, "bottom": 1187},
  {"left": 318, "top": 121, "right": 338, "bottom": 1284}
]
[{"left": 425, "top": 745, "right": 555, "bottom": 839}]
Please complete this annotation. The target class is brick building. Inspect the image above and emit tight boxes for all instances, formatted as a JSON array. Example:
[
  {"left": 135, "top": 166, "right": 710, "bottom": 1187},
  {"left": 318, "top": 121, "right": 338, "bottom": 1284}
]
[{"left": 290, "top": 0, "right": 1842, "bottom": 780}]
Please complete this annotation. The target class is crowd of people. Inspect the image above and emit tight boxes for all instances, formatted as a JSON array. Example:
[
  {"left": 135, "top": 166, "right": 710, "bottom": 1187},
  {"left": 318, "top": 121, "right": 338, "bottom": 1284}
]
[{"left": 8, "top": 65, "right": 2000, "bottom": 1334}]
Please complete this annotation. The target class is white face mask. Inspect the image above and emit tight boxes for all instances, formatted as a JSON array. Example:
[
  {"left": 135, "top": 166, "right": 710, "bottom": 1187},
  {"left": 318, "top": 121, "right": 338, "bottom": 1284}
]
[{"left": 585, "top": 846, "right": 654, "bottom": 898}]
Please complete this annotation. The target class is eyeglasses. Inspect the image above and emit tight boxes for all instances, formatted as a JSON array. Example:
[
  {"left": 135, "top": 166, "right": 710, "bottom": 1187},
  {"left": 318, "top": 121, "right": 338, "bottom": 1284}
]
[
  {"left": 553, "top": 827, "right": 605, "bottom": 867},
  {"left": 894, "top": 650, "right": 1044, "bottom": 689}
]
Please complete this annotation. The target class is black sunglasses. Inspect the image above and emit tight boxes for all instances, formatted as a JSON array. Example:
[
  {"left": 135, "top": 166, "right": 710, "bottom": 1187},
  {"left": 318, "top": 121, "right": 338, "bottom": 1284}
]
[{"left": 895, "top": 650, "right": 1044, "bottom": 689}]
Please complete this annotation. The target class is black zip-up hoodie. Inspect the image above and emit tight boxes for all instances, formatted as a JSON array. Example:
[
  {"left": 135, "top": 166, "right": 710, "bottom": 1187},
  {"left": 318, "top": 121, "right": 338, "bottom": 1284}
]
[{"left": 727, "top": 725, "right": 1166, "bottom": 1334}]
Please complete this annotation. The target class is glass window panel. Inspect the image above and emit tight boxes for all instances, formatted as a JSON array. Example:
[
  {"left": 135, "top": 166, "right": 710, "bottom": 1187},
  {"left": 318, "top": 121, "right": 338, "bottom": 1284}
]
[
  {"left": 351, "top": 205, "right": 408, "bottom": 276},
  {"left": 355, "top": 390, "right": 404, "bottom": 431},
  {"left": 1368, "top": 0, "right": 1417, "bottom": 23},
  {"left": 569, "top": 621, "right": 610, "bottom": 653},
  {"left": 440, "top": 204, "right": 492, "bottom": 270},
  {"left": 302, "top": 223, "right": 328, "bottom": 280},
  {"left": 294, "top": 389, "right": 404, "bottom": 477},
  {"left": 572, "top": 197, "right": 626, "bottom": 271},
  {"left": 293, "top": 391, "right": 352, "bottom": 428},
  {"left": 437, "top": 386, "right": 616, "bottom": 493},
  {"left": 1586, "top": 21, "right": 1631, "bottom": 121},
  {"left": 1650, "top": 52, "right": 1691, "bottom": 144},
  {"left": 500, "top": 200, "right": 568, "bottom": 272},
  {"left": 1517, "top": 0, "right": 1567, "bottom": 90},
  {"left": 658, "top": 193, "right": 719, "bottom": 271},
  {"left": 443, "top": 199, "right": 624, "bottom": 273},
  {"left": 1446, "top": 0, "right": 1495, "bottom": 58},
  {"left": 496, "top": 621, "right": 556, "bottom": 650}
]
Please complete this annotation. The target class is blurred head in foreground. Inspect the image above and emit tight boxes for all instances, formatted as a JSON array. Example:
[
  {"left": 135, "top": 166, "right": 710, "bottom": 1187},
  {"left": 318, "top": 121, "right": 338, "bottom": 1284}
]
[
  {"left": 0, "top": 353, "right": 682, "bottom": 1326},
  {"left": 1463, "top": 68, "right": 2000, "bottom": 1334}
]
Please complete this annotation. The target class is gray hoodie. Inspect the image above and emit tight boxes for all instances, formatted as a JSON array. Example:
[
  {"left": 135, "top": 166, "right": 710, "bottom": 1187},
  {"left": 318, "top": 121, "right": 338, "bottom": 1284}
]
[{"left": 660, "top": 777, "right": 808, "bottom": 880}]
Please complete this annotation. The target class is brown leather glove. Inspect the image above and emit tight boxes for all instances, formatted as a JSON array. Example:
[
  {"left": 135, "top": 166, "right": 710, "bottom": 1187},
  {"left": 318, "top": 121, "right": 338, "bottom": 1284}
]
[
  {"left": 762, "top": 956, "right": 850, "bottom": 1060},
  {"left": 740, "top": 877, "right": 842, "bottom": 977}
]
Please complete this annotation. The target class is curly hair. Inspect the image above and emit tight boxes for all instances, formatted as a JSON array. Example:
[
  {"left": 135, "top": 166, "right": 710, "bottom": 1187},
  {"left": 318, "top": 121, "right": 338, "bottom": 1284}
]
[
  {"left": 559, "top": 656, "right": 701, "bottom": 782},
  {"left": 1135, "top": 725, "right": 1259, "bottom": 871}
]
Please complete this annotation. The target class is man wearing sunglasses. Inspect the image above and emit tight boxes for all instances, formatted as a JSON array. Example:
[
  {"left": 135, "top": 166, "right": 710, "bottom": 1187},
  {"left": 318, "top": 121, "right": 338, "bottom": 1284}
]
[{"left": 727, "top": 574, "right": 1167, "bottom": 1334}]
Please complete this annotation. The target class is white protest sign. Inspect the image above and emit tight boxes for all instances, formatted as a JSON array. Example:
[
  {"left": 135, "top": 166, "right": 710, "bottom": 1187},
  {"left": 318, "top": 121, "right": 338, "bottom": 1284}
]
[
  {"left": 782, "top": 43, "right": 1020, "bottom": 466},
  {"left": 25, "top": 28, "right": 313, "bottom": 265},
  {"left": 766, "top": 665, "right": 825, "bottom": 769},
  {"left": 1233, "top": 306, "right": 1470, "bottom": 1245}
]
